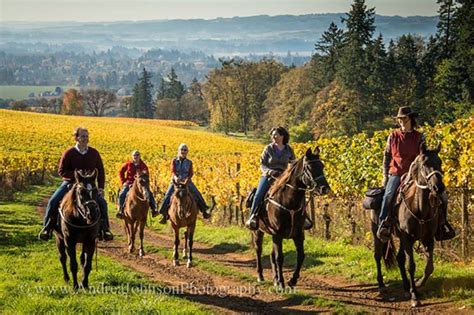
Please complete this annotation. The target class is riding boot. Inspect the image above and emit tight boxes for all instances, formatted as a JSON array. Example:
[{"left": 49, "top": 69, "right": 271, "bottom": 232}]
[
  {"left": 116, "top": 204, "right": 125, "bottom": 219},
  {"left": 245, "top": 204, "right": 260, "bottom": 230},
  {"left": 150, "top": 205, "right": 159, "bottom": 218},
  {"left": 435, "top": 198, "right": 455, "bottom": 241},
  {"left": 38, "top": 217, "right": 54, "bottom": 241},
  {"left": 100, "top": 220, "right": 114, "bottom": 241},
  {"left": 377, "top": 218, "right": 392, "bottom": 243},
  {"left": 158, "top": 205, "right": 169, "bottom": 224},
  {"left": 196, "top": 198, "right": 211, "bottom": 219}
]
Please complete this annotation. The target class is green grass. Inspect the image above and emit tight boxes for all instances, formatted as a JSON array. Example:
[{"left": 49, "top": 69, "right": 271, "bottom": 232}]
[
  {"left": 151, "top": 220, "right": 474, "bottom": 307},
  {"left": 0, "top": 85, "right": 72, "bottom": 100},
  {"left": 0, "top": 185, "right": 214, "bottom": 314}
]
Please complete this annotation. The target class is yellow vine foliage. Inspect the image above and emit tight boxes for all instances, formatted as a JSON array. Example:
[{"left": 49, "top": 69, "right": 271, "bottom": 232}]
[{"left": 1, "top": 109, "right": 472, "bottom": 208}]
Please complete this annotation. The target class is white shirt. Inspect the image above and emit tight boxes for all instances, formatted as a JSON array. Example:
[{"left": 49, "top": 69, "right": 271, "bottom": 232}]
[{"left": 74, "top": 144, "right": 89, "bottom": 155}]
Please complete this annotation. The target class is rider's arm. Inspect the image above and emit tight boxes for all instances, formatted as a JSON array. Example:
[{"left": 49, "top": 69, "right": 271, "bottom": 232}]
[
  {"left": 288, "top": 145, "right": 296, "bottom": 162},
  {"left": 188, "top": 161, "right": 194, "bottom": 180},
  {"left": 58, "top": 149, "right": 73, "bottom": 180},
  {"left": 171, "top": 159, "right": 178, "bottom": 181},
  {"left": 119, "top": 162, "right": 127, "bottom": 186},
  {"left": 382, "top": 133, "right": 392, "bottom": 177},
  {"left": 260, "top": 145, "right": 272, "bottom": 176},
  {"left": 96, "top": 151, "right": 106, "bottom": 190}
]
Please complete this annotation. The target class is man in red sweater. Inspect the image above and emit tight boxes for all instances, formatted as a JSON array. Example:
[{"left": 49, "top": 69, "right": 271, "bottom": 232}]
[
  {"left": 39, "top": 127, "right": 113, "bottom": 241},
  {"left": 116, "top": 150, "right": 158, "bottom": 218}
]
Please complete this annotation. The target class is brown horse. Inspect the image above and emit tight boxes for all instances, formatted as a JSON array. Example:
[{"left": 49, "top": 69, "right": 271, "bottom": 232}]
[
  {"left": 394, "top": 144, "right": 445, "bottom": 307},
  {"left": 169, "top": 179, "right": 215, "bottom": 268},
  {"left": 252, "top": 147, "right": 330, "bottom": 288},
  {"left": 56, "top": 169, "right": 101, "bottom": 289},
  {"left": 123, "top": 171, "right": 150, "bottom": 256}
]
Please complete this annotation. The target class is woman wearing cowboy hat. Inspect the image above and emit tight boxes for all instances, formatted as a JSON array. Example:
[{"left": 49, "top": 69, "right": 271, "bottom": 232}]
[{"left": 377, "top": 106, "right": 455, "bottom": 242}]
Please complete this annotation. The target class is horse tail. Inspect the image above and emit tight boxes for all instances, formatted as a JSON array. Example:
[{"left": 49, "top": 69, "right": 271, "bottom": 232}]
[{"left": 383, "top": 237, "right": 397, "bottom": 270}]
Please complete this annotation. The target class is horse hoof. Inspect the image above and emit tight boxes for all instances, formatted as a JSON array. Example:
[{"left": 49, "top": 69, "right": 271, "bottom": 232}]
[
  {"left": 64, "top": 276, "right": 70, "bottom": 283},
  {"left": 186, "top": 260, "right": 193, "bottom": 268},
  {"left": 173, "top": 259, "right": 180, "bottom": 267},
  {"left": 139, "top": 249, "right": 145, "bottom": 257},
  {"left": 411, "top": 299, "right": 421, "bottom": 308},
  {"left": 129, "top": 247, "right": 134, "bottom": 254},
  {"left": 257, "top": 275, "right": 264, "bottom": 282},
  {"left": 287, "top": 279, "right": 297, "bottom": 288}
]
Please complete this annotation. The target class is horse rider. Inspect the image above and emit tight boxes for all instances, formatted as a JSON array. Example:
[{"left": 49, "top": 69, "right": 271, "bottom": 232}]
[
  {"left": 39, "top": 127, "right": 113, "bottom": 241},
  {"left": 116, "top": 150, "right": 158, "bottom": 219},
  {"left": 245, "top": 126, "right": 313, "bottom": 230},
  {"left": 156, "top": 143, "right": 211, "bottom": 223},
  {"left": 377, "top": 106, "right": 455, "bottom": 242}
]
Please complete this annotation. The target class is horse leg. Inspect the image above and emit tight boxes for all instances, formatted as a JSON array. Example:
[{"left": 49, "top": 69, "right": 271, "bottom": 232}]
[
  {"left": 183, "top": 230, "right": 188, "bottom": 260},
  {"left": 66, "top": 242, "right": 79, "bottom": 289},
  {"left": 187, "top": 225, "right": 195, "bottom": 268},
  {"left": 253, "top": 230, "right": 264, "bottom": 282},
  {"left": 138, "top": 220, "right": 146, "bottom": 257},
  {"left": 129, "top": 220, "right": 137, "bottom": 254},
  {"left": 272, "top": 235, "right": 285, "bottom": 289},
  {"left": 56, "top": 236, "right": 69, "bottom": 283},
  {"left": 404, "top": 239, "right": 420, "bottom": 307},
  {"left": 396, "top": 238, "right": 409, "bottom": 297},
  {"left": 416, "top": 239, "right": 434, "bottom": 288},
  {"left": 172, "top": 226, "right": 180, "bottom": 266},
  {"left": 80, "top": 241, "right": 95, "bottom": 289},
  {"left": 374, "top": 233, "right": 385, "bottom": 288},
  {"left": 124, "top": 220, "right": 132, "bottom": 252},
  {"left": 288, "top": 234, "right": 305, "bottom": 288},
  {"left": 270, "top": 246, "right": 278, "bottom": 286}
]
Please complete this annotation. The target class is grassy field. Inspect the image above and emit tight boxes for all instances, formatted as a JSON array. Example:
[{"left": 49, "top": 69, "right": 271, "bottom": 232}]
[
  {"left": 0, "top": 85, "right": 72, "bottom": 100},
  {"left": 150, "top": 221, "right": 474, "bottom": 307},
  {"left": 0, "top": 185, "right": 214, "bottom": 314}
]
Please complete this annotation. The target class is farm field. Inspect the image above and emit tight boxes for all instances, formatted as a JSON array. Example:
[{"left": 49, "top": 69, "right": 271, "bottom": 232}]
[{"left": 0, "top": 86, "right": 72, "bottom": 100}]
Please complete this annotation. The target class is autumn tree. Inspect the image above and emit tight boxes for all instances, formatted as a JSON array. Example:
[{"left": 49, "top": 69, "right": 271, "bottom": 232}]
[
  {"left": 61, "top": 88, "right": 84, "bottom": 115},
  {"left": 82, "top": 88, "right": 117, "bottom": 116}
]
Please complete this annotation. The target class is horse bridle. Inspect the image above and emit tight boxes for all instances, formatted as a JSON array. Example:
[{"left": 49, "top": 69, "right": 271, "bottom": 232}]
[
  {"left": 71, "top": 184, "right": 100, "bottom": 227},
  {"left": 412, "top": 158, "right": 444, "bottom": 191},
  {"left": 300, "top": 159, "right": 326, "bottom": 192}
]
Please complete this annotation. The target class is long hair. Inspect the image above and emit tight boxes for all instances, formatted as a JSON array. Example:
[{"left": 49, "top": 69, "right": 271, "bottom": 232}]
[{"left": 270, "top": 126, "right": 290, "bottom": 145}]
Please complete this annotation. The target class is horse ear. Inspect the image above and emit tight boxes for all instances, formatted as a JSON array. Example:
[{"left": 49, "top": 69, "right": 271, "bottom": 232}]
[
  {"left": 305, "top": 148, "right": 312, "bottom": 158},
  {"left": 419, "top": 142, "right": 427, "bottom": 154},
  {"left": 313, "top": 146, "right": 320, "bottom": 155}
]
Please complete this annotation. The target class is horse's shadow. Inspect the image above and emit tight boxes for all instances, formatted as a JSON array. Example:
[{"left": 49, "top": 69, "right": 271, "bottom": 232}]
[{"left": 196, "top": 242, "right": 249, "bottom": 254}]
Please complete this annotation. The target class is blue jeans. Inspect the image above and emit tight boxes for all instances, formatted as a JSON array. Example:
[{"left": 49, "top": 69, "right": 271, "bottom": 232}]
[
  {"left": 118, "top": 184, "right": 157, "bottom": 210},
  {"left": 250, "top": 176, "right": 271, "bottom": 216},
  {"left": 159, "top": 181, "right": 206, "bottom": 213},
  {"left": 43, "top": 181, "right": 110, "bottom": 229},
  {"left": 379, "top": 175, "right": 401, "bottom": 221}
]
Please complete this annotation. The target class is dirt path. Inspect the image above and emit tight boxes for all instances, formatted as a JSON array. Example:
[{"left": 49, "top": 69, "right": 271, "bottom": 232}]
[{"left": 37, "top": 200, "right": 461, "bottom": 314}]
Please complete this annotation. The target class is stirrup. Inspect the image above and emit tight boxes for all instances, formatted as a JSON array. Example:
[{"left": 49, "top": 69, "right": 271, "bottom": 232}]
[
  {"left": 151, "top": 209, "right": 159, "bottom": 218},
  {"left": 435, "top": 223, "right": 455, "bottom": 241},
  {"left": 116, "top": 211, "right": 125, "bottom": 219},
  {"left": 102, "top": 230, "right": 114, "bottom": 241},
  {"left": 376, "top": 220, "right": 391, "bottom": 242}
]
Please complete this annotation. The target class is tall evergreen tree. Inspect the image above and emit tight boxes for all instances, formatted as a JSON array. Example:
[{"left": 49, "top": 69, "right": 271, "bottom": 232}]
[
  {"left": 129, "top": 68, "right": 154, "bottom": 118},
  {"left": 436, "top": 0, "right": 457, "bottom": 59}
]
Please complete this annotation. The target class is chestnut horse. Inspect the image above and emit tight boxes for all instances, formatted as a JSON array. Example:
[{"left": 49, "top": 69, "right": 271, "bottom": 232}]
[
  {"left": 169, "top": 179, "right": 215, "bottom": 268},
  {"left": 56, "top": 169, "right": 101, "bottom": 289},
  {"left": 252, "top": 147, "right": 331, "bottom": 288},
  {"left": 123, "top": 172, "right": 151, "bottom": 256}
]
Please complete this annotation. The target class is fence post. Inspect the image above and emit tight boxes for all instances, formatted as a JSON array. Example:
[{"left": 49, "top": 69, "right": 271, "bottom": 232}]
[
  {"left": 461, "top": 187, "right": 470, "bottom": 261},
  {"left": 235, "top": 162, "right": 241, "bottom": 225},
  {"left": 162, "top": 144, "right": 166, "bottom": 153},
  {"left": 323, "top": 202, "right": 331, "bottom": 240}
]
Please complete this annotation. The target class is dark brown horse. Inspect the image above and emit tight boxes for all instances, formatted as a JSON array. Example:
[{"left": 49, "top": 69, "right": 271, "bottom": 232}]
[
  {"left": 123, "top": 171, "right": 150, "bottom": 256},
  {"left": 394, "top": 144, "right": 445, "bottom": 307},
  {"left": 168, "top": 179, "right": 198, "bottom": 268},
  {"left": 56, "top": 169, "right": 101, "bottom": 289},
  {"left": 252, "top": 147, "right": 330, "bottom": 288}
]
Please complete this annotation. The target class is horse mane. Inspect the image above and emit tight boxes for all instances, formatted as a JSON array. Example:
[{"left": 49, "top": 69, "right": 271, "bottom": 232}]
[
  {"left": 269, "top": 158, "right": 304, "bottom": 197},
  {"left": 60, "top": 185, "right": 76, "bottom": 215}
]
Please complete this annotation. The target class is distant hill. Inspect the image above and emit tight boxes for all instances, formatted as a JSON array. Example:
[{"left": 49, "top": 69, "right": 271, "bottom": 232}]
[{"left": 0, "top": 14, "right": 437, "bottom": 56}]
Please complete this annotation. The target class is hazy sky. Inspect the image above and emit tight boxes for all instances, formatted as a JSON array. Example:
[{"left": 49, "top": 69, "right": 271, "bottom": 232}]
[{"left": 1, "top": 0, "right": 438, "bottom": 22}]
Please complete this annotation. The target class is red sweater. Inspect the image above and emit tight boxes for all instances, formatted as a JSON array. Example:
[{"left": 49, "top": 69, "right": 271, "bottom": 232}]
[
  {"left": 385, "top": 129, "right": 424, "bottom": 176},
  {"left": 119, "top": 160, "right": 149, "bottom": 185},
  {"left": 58, "top": 146, "right": 105, "bottom": 188}
]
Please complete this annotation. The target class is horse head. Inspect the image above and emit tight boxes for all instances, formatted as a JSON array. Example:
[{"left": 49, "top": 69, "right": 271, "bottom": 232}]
[
  {"left": 134, "top": 171, "right": 151, "bottom": 201},
  {"left": 73, "top": 169, "right": 100, "bottom": 225},
  {"left": 413, "top": 143, "right": 445, "bottom": 196},
  {"left": 301, "top": 147, "right": 331, "bottom": 195},
  {"left": 173, "top": 177, "right": 190, "bottom": 200}
]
